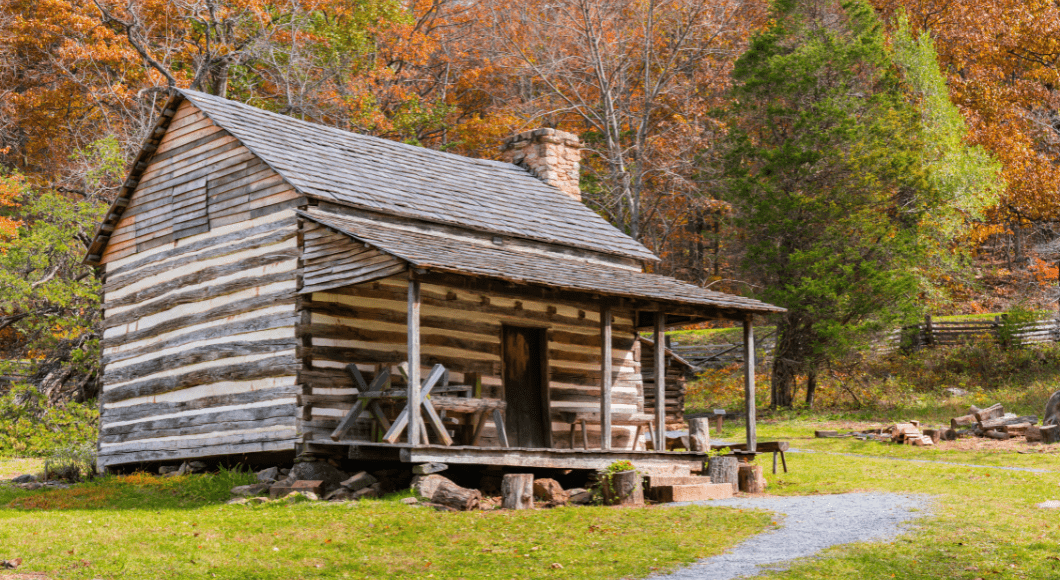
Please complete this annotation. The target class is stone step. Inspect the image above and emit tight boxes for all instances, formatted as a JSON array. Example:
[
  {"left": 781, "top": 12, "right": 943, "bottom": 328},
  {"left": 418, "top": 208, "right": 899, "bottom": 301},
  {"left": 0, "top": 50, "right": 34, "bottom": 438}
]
[
  {"left": 653, "top": 483, "right": 734, "bottom": 503},
  {"left": 647, "top": 475, "right": 712, "bottom": 487}
]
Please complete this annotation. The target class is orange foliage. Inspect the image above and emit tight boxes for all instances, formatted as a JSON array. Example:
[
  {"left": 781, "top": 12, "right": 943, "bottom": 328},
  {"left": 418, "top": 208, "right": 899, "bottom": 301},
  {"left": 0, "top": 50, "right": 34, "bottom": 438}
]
[
  {"left": 873, "top": 0, "right": 1060, "bottom": 226},
  {"left": 7, "top": 486, "right": 119, "bottom": 510}
]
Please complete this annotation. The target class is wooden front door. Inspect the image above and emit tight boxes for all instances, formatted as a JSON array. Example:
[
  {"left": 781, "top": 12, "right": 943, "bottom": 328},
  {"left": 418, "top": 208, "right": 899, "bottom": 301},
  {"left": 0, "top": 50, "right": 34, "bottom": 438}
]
[{"left": 502, "top": 326, "right": 550, "bottom": 448}]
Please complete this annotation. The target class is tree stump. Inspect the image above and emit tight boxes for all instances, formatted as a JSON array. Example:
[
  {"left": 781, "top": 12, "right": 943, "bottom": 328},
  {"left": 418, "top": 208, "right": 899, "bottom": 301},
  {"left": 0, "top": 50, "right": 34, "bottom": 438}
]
[
  {"left": 501, "top": 474, "right": 534, "bottom": 510},
  {"left": 601, "top": 470, "right": 643, "bottom": 506},
  {"left": 707, "top": 456, "right": 739, "bottom": 493},
  {"left": 738, "top": 464, "right": 766, "bottom": 494},
  {"left": 1042, "top": 425, "right": 1060, "bottom": 444},
  {"left": 688, "top": 418, "right": 711, "bottom": 452},
  {"left": 432, "top": 479, "right": 481, "bottom": 511}
]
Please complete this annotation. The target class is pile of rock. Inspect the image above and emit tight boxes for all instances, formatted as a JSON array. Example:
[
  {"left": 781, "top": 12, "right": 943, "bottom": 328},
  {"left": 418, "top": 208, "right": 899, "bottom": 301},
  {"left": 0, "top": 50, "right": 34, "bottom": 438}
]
[
  {"left": 158, "top": 461, "right": 208, "bottom": 477},
  {"left": 7, "top": 473, "right": 71, "bottom": 491}
]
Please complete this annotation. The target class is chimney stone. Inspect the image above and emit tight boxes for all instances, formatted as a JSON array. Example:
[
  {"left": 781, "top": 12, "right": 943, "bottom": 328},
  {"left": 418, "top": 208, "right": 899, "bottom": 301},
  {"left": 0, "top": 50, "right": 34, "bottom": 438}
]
[{"left": 500, "top": 128, "right": 582, "bottom": 201}]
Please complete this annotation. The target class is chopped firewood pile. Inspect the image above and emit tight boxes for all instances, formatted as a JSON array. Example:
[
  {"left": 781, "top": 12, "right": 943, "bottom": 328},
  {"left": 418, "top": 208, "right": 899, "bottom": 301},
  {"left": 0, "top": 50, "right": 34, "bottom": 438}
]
[{"left": 815, "top": 403, "right": 1059, "bottom": 447}]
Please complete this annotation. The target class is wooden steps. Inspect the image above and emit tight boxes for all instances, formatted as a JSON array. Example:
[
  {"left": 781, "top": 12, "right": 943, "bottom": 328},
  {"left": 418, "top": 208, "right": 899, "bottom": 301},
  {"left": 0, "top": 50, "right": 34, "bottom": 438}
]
[{"left": 646, "top": 475, "right": 734, "bottom": 502}]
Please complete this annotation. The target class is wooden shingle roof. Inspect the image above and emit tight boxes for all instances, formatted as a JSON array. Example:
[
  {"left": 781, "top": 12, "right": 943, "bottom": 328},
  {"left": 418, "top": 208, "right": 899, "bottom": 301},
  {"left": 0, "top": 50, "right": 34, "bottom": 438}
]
[
  {"left": 299, "top": 209, "right": 785, "bottom": 315},
  {"left": 177, "top": 90, "right": 656, "bottom": 262}
]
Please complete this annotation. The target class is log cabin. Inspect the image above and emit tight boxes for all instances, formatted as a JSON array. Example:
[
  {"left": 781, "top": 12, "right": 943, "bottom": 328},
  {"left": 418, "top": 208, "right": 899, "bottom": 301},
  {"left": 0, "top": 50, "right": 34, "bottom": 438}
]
[{"left": 85, "top": 89, "right": 784, "bottom": 474}]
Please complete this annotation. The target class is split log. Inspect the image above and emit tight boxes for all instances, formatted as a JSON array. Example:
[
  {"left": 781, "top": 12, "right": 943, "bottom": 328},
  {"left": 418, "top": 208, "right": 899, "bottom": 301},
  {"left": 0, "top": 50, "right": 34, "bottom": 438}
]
[
  {"left": 951, "top": 414, "right": 977, "bottom": 429},
  {"left": 501, "top": 474, "right": 534, "bottom": 510},
  {"left": 814, "top": 430, "right": 839, "bottom": 438},
  {"left": 707, "top": 456, "right": 740, "bottom": 493},
  {"left": 1042, "top": 425, "right": 1060, "bottom": 444},
  {"left": 984, "top": 430, "right": 1010, "bottom": 441},
  {"left": 1003, "top": 423, "right": 1031, "bottom": 436},
  {"left": 979, "top": 415, "right": 1037, "bottom": 431},
  {"left": 738, "top": 464, "right": 767, "bottom": 494},
  {"left": 432, "top": 479, "right": 481, "bottom": 511},
  {"left": 921, "top": 429, "right": 942, "bottom": 444},
  {"left": 941, "top": 428, "right": 958, "bottom": 441},
  {"left": 688, "top": 418, "right": 711, "bottom": 452},
  {"left": 974, "top": 403, "right": 1004, "bottom": 424}
]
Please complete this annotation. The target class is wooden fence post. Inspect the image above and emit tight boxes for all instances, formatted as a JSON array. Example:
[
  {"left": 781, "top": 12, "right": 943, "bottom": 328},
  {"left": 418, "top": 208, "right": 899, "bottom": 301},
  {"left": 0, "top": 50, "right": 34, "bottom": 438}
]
[{"left": 924, "top": 315, "right": 933, "bottom": 347}]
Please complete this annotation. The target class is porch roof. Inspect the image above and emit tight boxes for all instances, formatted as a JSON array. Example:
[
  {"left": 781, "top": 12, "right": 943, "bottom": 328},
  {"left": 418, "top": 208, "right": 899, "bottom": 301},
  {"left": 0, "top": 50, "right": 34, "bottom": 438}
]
[{"left": 298, "top": 209, "right": 785, "bottom": 316}]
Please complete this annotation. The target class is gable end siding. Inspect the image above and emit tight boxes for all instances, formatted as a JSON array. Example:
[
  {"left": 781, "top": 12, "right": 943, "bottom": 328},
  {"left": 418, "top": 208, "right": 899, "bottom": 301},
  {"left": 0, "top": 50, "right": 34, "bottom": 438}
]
[{"left": 97, "top": 100, "right": 304, "bottom": 468}]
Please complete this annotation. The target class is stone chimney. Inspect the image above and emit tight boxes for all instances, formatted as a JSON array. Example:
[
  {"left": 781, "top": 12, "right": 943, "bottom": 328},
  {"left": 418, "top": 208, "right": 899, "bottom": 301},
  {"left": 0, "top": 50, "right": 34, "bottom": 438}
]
[{"left": 500, "top": 128, "right": 582, "bottom": 201}]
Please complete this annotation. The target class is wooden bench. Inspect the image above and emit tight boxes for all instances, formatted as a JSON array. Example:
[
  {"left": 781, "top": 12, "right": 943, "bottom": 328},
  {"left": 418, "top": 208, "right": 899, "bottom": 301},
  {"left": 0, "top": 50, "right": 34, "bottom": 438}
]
[
  {"left": 712, "top": 441, "right": 789, "bottom": 474},
  {"left": 557, "top": 412, "right": 656, "bottom": 450}
]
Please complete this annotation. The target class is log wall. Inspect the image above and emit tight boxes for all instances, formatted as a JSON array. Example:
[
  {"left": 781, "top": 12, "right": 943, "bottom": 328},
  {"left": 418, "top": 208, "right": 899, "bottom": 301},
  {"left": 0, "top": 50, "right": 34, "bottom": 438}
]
[
  {"left": 98, "top": 100, "right": 303, "bottom": 468},
  {"left": 299, "top": 275, "right": 645, "bottom": 449}
]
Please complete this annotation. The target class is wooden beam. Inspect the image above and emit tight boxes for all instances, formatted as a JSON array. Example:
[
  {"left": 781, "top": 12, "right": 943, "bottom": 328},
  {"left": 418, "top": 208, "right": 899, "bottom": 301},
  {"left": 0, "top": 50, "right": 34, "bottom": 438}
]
[
  {"left": 743, "top": 318, "right": 756, "bottom": 452},
  {"left": 600, "top": 303, "right": 613, "bottom": 450},
  {"left": 654, "top": 312, "right": 666, "bottom": 450},
  {"left": 407, "top": 274, "right": 422, "bottom": 446}
]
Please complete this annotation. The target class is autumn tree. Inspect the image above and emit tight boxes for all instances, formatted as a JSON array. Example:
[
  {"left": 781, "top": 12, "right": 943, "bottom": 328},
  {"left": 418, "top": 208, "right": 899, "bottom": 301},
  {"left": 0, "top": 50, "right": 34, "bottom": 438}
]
[
  {"left": 872, "top": 0, "right": 1060, "bottom": 279},
  {"left": 477, "top": 0, "right": 766, "bottom": 282},
  {"left": 725, "top": 0, "right": 1000, "bottom": 407}
]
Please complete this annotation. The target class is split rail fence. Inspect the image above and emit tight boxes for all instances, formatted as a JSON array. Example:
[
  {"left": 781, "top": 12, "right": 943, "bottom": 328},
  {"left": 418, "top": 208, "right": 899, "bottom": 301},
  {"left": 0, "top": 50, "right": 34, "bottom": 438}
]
[
  {"left": 877, "top": 315, "right": 1060, "bottom": 354},
  {"left": 671, "top": 314, "right": 1060, "bottom": 373}
]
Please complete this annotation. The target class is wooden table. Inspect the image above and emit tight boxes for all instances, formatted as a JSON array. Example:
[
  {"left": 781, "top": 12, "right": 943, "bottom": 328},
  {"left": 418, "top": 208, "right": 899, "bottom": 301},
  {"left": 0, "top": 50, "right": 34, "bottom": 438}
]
[
  {"left": 712, "top": 441, "right": 789, "bottom": 474},
  {"left": 558, "top": 411, "right": 655, "bottom": 450}
]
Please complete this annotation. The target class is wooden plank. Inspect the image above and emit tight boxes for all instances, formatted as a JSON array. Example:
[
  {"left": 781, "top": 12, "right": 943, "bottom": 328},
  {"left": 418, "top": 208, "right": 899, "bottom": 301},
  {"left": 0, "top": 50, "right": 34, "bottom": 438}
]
[
  {"left": 407, "top": 276, "right": 422, "bottom": 446},
  {"left": 600, "top": 303, "right": 612, "bottom": 450},
  {"left": 105, "top": 216, "right": 295, "bottom": 281},
  {"left": 744, "top": 318, "right": 756, "bottom": 453},
  {"left": 101, "top": 384, "right": 298, "bottom": 424},
  {"left": 102, "top": 355, "right": 300, "bottom": 404},
  {"left": 98, "top": 438, "right": 297, "bottom": 468},
  {"left": 396, "top": 445, "right": 707, "bottom": 471},
  {"left": 100, "top": 407, "right": 297, "bottom": 444},
  {"left": 103, "top": 339, "right": 299, "bottom": 386},
  {"left": 654, "top": 312, "right": 666, "bottom": 448},
  {"left": 103, "top": 288, "right": 297, "bottom": 346},
  {"left": 103, "top": 264, "right": 295, "bottom": 327}
]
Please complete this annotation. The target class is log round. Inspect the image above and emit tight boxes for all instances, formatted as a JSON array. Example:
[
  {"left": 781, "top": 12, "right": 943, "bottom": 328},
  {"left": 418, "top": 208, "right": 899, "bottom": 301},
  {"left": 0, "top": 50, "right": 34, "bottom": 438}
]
[
  {"left": 738, "top": 464, "right": 766, "bottom": 494},
  {"left": 501, "top": 473, "right": 534, "bottom": 510},
  {"left": 707, "top": 456, "right": 739, "bottom": 493},
  {"left": 688, "top": 418, "right": 711, "bottom": 452},
  {"left": 432, "top": 479, "right": 482, "bottom": 511},
  {"left": 601, "top": 470, "right": 644, "bottom": 506}
]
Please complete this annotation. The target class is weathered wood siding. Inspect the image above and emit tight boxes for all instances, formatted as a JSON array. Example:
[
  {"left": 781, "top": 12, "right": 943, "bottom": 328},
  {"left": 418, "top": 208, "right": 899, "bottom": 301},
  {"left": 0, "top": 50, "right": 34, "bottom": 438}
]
[
  {"left": 298, "top": 275, "right": 645, "bottom": 449},
  {"left": 300, "top": 220, "right": 406, "bottom": 294},
  {"left": 640, "top": 338, "right": 687, "bottom": 423},
  {"left": 98, "top": 100, "right": 303, "bottom": 468}
]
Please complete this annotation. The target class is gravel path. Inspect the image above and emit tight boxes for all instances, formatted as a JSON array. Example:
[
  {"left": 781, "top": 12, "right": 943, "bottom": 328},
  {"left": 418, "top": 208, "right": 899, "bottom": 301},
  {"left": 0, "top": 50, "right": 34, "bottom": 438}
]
[{"left": 653, "top": 493, "right": 928, "bottom": 580}]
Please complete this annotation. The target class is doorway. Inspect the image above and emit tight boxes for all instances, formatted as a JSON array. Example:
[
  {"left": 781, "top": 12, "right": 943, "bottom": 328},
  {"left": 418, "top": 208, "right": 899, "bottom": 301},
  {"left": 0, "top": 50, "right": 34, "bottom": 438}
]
[{"left": 501, "top": 326, "right": 550, "bottom": 448}]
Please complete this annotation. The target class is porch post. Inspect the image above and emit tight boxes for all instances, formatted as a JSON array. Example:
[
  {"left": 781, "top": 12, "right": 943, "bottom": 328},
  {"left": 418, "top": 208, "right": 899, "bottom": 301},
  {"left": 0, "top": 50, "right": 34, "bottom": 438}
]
[
  {"left": 600, "top": 303, "right": 613, "bottom": 450},
  {"left": 653, "top": 312, "right": 666, "bottom": 452},
  {"left": 407, "top": 275, "right": 422, "bottom": 446},
  {"left": 743, "top": 317, "right": 756, "bottom": 452}
]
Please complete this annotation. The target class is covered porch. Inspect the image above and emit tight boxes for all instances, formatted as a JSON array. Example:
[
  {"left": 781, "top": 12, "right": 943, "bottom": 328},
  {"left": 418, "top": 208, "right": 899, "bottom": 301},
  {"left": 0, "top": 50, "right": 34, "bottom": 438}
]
[{"left": 296, "top": 208, "right": 784, "bottom": 472}]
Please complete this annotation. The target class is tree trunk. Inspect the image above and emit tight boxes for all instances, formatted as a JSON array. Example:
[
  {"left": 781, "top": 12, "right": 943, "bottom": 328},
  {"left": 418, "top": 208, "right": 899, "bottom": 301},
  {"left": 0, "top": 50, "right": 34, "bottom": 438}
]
[
  {"left": 501, "top": 474, "right": 534, "bottom": 510},
  {"left": 805, "top": 370, "right": 817, "bottom": 407}
]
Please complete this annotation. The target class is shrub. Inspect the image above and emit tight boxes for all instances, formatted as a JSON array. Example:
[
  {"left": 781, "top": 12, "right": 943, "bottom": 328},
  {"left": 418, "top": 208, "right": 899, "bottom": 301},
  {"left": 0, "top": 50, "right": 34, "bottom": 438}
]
[{"left": 0, "top": 384, "right": 98, "bottom": 456}]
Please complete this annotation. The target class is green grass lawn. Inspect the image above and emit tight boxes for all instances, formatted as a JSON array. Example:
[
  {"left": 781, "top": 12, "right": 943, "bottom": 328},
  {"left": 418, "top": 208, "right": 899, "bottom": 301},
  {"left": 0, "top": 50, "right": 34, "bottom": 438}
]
[
  {"left": 733, "top": 421, "right": 1060, "bottom": 579},
  {"left": 0, "top": 467, "right": 771, "bottom": 580}
]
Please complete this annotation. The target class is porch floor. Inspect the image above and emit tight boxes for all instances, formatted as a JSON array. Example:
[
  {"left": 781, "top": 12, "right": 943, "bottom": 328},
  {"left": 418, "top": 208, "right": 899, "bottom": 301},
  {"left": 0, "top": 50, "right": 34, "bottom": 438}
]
[{"left": 310, "top": 440, "right": 707, "bottom": 475}]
